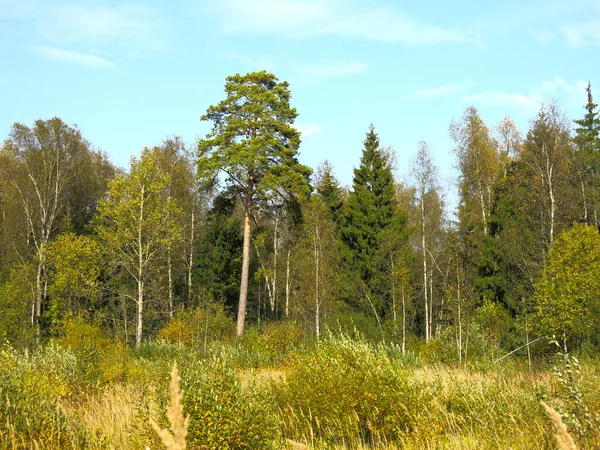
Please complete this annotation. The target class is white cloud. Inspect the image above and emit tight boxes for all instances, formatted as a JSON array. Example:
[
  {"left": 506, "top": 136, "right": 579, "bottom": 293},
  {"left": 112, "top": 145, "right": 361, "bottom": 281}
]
[
  {"left": 408, "top": 83, "right": 469, "bottom": 99},
  {"left": 561, "top": 19, "right": 600, "bottom": 46},
  {"left": 464, "top": 78, "right": 588, "bottom": 112},
  {"left": 208, "top": 0, "right": 478, "bottom": 45},
  {"left": 528, "top": 29, "right": 554, "bottom": 43},
  {"left": 295, "top": 124, "right": 321, "bottom": 137},
  {"left": 31, "top": 46, "right": 116, "bottom": 68},
  {"left": 3, "top": 0, "right": 166, "bottom": 55},
  {"left": 299, "top": 61, "right": 367, "bottom": 81},
  {"left": 43, "top": 3, "right": 166, "bottom": 52}
]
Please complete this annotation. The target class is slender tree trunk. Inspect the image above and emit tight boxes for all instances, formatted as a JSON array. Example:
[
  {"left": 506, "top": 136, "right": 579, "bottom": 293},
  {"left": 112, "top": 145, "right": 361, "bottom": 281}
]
[
  {"left": 580, "top": 176, "right": 588, "bottom": 225},
  {"left": 285, "top": 248, "right": 290, "bottom": 317},
  {"left": 188, "top": 209, "right": 195, "bottom": 303},
  {"left": 168, "top": 245, "right": 173, "bottom": 318},
  {"left": 136, "top": 187, "right": 145, "bottom": 348},
  {"left": 401, "top": 282, "right": 406, "bottom": 355},
  {"left": 272, "top": 217, "right": 278, "bottom": 315},
  {"left": 457, "top": 266, "right": 462, "bottom": 365},
  {"left": 136, "top": 277, "right": 144, "bottom": 348},
  {"left": 421, "top": 198, "right": 429, "bottom": 341},
  {"left": 236, "top": 209, "right": 252, "bottom": 337},
  {"left": 390, "top": 256, "right": 397, "bottom": 339},
  {"left": 429, "top": 267, "right": 434, "bottom": 337},
  {"left": 314, "top": 225, "right": 320, "bottom": 339}
]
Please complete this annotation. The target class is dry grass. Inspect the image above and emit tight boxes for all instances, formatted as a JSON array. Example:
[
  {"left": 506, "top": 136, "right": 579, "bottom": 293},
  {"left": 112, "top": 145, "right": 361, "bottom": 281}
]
[
  {"left": 150, "top": 361, "right": 190, "bottom": 450},
  {"left": 541, "top": 401, "right": 577, "bottom": 450},
  {"left": 77, "top": 384, "right": 143, "bottom": 449}
]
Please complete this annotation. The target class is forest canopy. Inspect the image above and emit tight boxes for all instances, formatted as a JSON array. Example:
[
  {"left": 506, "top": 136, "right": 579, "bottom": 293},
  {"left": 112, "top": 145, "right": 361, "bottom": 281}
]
[{"left": 1, "top": 73, "right": 599, "bottom": 357}]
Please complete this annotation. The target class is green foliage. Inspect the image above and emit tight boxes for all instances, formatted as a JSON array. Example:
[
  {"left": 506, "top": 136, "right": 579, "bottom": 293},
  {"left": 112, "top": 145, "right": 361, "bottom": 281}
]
[
  {"left": 196, "top": 194, "right": 243, "bottom": 308},
  {"left": 46, "top": 232, "right": 103, "bottom": 332},
  {"left": 59, "top": 316, "right": 130, "bottom": 386},
  {"left": 197, "top": 71, "right": 311, "bottom": 201},
  {"left": 180, "top": 357, "right": 280, "bottom": 449},
  {"left": 276, "top": 334, "right": 430, "bottom": 446},
  {"left": 339, "top": 125, "right": 407, "bottom": 315},
  {"left": 97, "top": 147, "right": 183, "bottom": 346},
  {"left": 0, "top": 263, "right": 36, "bottom": 347},
  {"left": 157, "top": 303, "right": 235, "bottom": 348},
  {"left": 533, "top": 224, "right": 600, "bottom": 347},
  {"left": 0, "top": 343, "right": 92, "bottom": 448},
  {"left": 545, "top": 340, "right": 600, "bottom": 446}
]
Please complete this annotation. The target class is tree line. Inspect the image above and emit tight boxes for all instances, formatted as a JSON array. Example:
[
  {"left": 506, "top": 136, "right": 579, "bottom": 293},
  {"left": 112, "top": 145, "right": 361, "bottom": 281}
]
[{"left": 1, "top": 71, "right": 599, "bottom": 356}]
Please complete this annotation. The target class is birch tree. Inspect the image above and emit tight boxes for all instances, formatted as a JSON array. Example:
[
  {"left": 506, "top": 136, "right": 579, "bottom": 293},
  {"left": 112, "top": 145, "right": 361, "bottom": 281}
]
[
  {"left": 0, "top": 118, "right": 111, "bottom": 337},
  {"left": 97, "top": 148, "right": 181, "bottom": 347}
]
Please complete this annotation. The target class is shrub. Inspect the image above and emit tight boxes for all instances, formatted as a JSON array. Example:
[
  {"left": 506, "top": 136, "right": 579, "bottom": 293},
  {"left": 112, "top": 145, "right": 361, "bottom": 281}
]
[
  {"left": 157, "top": 303, "right": 235, "bottom": 349},
  {"left": 179, "top": 356, "right": 279, "bottom": 449},
  {"left": 275, "top": 333, "right": 431, "bottom": 446},
  {"left": 0, "top": 343, "right": 92, "bottom": 448},
  {"left": 59, "top": 316, "right": 129, "bottom": 386}
]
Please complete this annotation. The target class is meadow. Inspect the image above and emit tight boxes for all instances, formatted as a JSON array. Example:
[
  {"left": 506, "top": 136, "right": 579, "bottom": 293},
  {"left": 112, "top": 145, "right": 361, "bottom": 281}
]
[{"left": 0, "top": 321, "right": 598, "bottom": 449}]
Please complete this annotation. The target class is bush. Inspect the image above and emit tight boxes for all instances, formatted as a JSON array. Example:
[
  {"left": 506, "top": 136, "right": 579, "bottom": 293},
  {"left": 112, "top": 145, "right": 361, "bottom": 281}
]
[
  {"left": 179, "top": 356, "right": 279, "bottom": 449},
  {"left": 59, "top": 316, "right": 130, "bottom": 386},
  {"left": 275, "top": 333, "right": 432, "bottom": 446},
  {"left": 157, "top": 303, "right": 235, "bottom": 349},
  {"left": 0, "top": 343, "right": 92, "bottom": 448}
]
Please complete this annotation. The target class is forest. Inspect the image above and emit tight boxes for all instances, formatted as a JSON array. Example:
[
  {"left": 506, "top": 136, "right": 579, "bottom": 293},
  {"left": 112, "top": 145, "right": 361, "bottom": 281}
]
[{"left": 0, "top": 70, "right": 599, "bottom": 449}]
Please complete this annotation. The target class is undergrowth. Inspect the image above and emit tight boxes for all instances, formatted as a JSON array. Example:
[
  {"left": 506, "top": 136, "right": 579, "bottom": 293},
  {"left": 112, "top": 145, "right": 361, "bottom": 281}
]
[{"left": 0, "top": 330, "right": 598, "bottom": 449}]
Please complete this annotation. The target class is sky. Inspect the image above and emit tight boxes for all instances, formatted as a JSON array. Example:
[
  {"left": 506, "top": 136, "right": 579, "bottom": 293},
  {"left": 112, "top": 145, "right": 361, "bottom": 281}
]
[{"left": 1, "top": 0, "right": 599, "bottom": 212}]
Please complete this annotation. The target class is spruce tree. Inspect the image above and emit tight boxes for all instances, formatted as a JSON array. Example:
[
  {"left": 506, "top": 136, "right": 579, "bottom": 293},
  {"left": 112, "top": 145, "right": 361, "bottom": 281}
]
[
  {"left": 315, "top": 160, "right": 344, "bottom": 224},
  {"left": 573, "top": 83, "right": 600, "bottom": 227},
  {"left": 340, "top": 125, "right": 402, "bottom": 316}
]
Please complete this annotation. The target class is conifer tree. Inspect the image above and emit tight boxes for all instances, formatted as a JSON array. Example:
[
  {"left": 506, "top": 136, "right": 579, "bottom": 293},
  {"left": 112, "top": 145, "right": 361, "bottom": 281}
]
[
  {"left": 340, "top": 125, "right": 404, "bottom": 317},
  {"left": 573, "top": 83, "right": 600, "bottom": 227}
]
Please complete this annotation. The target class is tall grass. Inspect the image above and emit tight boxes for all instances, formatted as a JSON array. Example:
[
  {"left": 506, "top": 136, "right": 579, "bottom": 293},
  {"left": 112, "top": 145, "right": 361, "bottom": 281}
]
[{"left": 0, "top": 333, "right": 599, "bottom": 449}]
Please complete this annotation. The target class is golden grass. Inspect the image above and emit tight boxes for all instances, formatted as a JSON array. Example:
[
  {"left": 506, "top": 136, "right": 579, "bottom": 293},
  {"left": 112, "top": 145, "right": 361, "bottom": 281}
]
[
  {"left": 150, "top": 361, "right": 190, "bottom": 450},
  {"left": 78, "top": 384, "right": 142, "bottom": 449},
  {"left": 541, "top": 401, "right": 577, "bottom": 450}
]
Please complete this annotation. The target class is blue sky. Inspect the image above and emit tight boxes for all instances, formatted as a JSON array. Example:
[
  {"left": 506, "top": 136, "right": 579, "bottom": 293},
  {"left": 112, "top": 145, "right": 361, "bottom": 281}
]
[{"left": 1, "top": 0, "right": 599, "bottom": 211}]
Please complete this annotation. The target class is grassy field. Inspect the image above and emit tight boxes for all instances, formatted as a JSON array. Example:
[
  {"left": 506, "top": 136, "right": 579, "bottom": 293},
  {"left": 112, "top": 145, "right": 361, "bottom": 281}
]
[{"left": 0, "top": 326, "right": 598, "bottom": 449}]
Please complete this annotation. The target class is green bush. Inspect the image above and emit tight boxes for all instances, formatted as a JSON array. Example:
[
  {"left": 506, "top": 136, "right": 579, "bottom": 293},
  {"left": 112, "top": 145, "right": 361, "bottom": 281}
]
[
  {"left": 0, "top": 343, "right": 92, "bottom": 448},
  {"left": 179, "top": 356, "right": 279, "bottom": 449},
  {"left": 157, "top": 303, "right": 235, "bottom": 349},
  {"left": 59, "top": 316, "right": 130, "bottom": 386},
  {"left": 275, "top": 334, "right": 432, "bottom": 446}
]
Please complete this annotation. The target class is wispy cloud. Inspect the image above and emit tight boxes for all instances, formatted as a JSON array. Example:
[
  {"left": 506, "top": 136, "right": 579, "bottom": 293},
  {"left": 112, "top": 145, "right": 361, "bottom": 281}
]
[
  {"left": 561, "top": 19, "right": 600, "bottom": 46},
  {"left": 31, "top": 45, "right": 116, "bottom": 68},
  {"left": 528, "top": 29, "right": 554, "bottom": 43},
  {"left": 295, "top": 124, "right": 321, "bottom": 137},
  {"left": 299, "top": 61, "right": 367, "bottom": 82},
  {"left": 408, "top": 83, "right": 469, "bottom": 99},
  {"left": 42, "top": 3, "right": 167, "bottom": 53},
  {"left": 207, "top": 0, "right": 478, "bottom": 45},
  {"left": 464, "top": 78, "right": 588, "bottom": 112},
  {"left": 3, "top": 0, "right": 167, "bottom": 57}
]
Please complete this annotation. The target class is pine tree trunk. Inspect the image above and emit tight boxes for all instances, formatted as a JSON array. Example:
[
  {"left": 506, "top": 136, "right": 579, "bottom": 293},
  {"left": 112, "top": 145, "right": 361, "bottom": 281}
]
[
  {"left": 236, "top": 209, "right": 252, "bottom": 337},
  {"left": 285, "top": 249, "right": 290, "bottom": 317}
]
